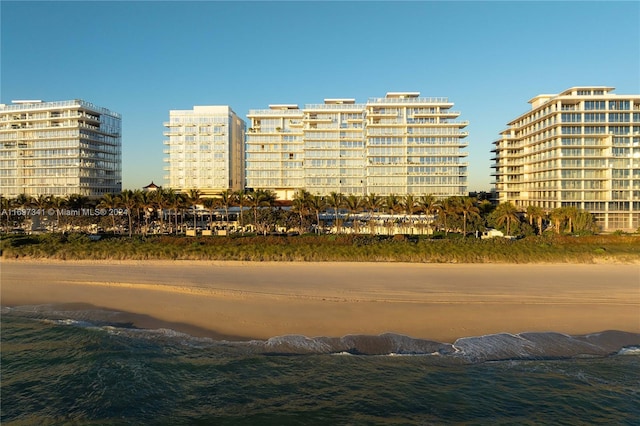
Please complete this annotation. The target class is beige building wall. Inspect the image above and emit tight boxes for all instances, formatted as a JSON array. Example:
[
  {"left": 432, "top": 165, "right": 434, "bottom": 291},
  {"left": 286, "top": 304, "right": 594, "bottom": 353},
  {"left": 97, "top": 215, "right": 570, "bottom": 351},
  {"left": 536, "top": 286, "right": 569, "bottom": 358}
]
[
  {"left": 492, "top": 87, "right": 640, "bottom": 232},
  {"left": 245, "top": 92, "right": 469, "bottom": 200},
  {"left": 0, "top": 99, "right": 122, "bottom": 198},
  {"left": 245, "top": 105, "right": 304, "bottom": 201},
  {"left": 164, "top": 105, "right": 245, "bottom": 196},
  {"left": 365, "top": 92, "right": 468, "bottom": 196}
]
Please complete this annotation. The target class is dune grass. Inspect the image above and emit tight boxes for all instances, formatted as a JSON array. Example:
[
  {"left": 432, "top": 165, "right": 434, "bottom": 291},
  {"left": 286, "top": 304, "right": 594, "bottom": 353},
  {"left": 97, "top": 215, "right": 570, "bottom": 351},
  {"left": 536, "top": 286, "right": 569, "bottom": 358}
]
[{"left": 1, "top": 233, "right": 638, "bottom": 263}]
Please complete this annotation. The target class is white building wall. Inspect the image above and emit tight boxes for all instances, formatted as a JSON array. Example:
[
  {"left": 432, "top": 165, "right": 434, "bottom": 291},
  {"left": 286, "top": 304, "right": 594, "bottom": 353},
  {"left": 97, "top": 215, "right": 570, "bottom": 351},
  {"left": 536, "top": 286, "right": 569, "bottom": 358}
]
[
  {"left": 0, "top": 99, "right": 122, "bottom": 197},
  {"left": 245, "top": 93, "right": 469, "bottom": 200},
  {"left": 491, "top": 87, "right": 640, "bottom": 232},
  {"left": 164, "top": 105, "right": 245, "bottom": 195}
]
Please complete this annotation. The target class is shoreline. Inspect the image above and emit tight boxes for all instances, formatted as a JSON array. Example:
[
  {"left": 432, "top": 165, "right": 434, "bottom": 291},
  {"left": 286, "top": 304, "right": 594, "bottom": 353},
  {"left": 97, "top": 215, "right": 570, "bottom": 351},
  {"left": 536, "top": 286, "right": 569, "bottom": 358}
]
[{"left": 2, "top": 259, "right": 639, "bottom": 343}]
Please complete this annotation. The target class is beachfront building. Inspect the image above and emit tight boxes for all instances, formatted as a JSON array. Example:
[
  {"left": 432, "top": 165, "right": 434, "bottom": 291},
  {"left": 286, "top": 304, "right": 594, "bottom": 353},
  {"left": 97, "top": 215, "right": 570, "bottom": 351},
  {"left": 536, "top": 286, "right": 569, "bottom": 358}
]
[
  {"left": 245, "top": 105, "right": 305, "bottom": 200},
  {"left": 163, "top": 106, "right": 246, "bottom": 196},
  {"left": 0, "top": 99, "right": 122, "bottom": 197},
  {"left": 491, "top": 86, "right": 640, "bottom": 232},
  {"left": 245, "top": 92, "right": 469, "bottom": 200},
  {"left": 366, "top": 92, "right": 468, "bottom": 196},
  {"left": 303, "top": 99, "right": 367, "bottom": 196}
]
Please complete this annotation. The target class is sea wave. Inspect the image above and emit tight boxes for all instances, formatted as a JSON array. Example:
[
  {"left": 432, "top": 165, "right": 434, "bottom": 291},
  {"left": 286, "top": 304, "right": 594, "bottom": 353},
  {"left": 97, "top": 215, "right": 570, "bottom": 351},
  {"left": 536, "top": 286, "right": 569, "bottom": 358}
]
[{"left": 2, "top": 305, "right": 639, "bottom": 363}]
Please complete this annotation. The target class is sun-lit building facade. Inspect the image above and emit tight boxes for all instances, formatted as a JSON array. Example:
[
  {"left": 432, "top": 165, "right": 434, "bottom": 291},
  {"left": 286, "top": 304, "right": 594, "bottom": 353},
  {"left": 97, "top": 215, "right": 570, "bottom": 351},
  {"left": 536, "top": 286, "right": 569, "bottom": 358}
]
[
  {"left": 245, "top": 105, "right": 305, "bottom": 200},
  {"left": 163, "top": 106, "right": 245, "bottom": 196},
  {"left": 0, "top": 99, "right": 122, "bottom": 197},
  {"left": 365, "top": 92, "right": 468, "bottom": 196},
  {"left": 303, "top": 99, "right": 367, "bottom": 196},
  {"left": 245, "top": 92, "right": 469, "bottom": 200},
  {"left": 491, "top": 86, "right": 640, "bottom": 232}
]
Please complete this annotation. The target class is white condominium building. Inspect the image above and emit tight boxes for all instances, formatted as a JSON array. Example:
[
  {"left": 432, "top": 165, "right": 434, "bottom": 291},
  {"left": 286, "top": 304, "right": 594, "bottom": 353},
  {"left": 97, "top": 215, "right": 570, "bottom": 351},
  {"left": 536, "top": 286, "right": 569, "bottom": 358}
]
[
  {"left": 0, "top": 99, "right": 122, "bottom": 198},
  {"left": 245, "top": 105, "right": 305, "bottom": 200},
  {"left": 164, "top": 106, "right": 246, "bottom": 195},
  {"left": 491, "top": 87, "right": 640, "bottom": 232},
  {"left": 303, "top": 99, "right": 366, "bottom": 196},
  {"left": 366, "top": 93, "right": 468, "bottom": 196},
  {"left": 245, "top": 92, "right": 469, "bottom": 199}
]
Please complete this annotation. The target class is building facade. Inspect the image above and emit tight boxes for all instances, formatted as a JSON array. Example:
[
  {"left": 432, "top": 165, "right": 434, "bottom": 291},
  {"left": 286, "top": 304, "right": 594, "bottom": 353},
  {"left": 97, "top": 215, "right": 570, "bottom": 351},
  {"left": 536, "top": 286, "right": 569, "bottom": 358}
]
[
  {"left": 491, "top": 87, "right": 640, "bottom": 232},
  {"left": 245, "top": 105, "right": 305, "bottom": 200},
  {"left": 163, "top": 106, "right": 246, "bottom": 196},
  {"left": 0, "top": 99, "right": 122, "bottom": 198},
  {"left": 245, "top": 92, "right": 469, "bottom": 200}
]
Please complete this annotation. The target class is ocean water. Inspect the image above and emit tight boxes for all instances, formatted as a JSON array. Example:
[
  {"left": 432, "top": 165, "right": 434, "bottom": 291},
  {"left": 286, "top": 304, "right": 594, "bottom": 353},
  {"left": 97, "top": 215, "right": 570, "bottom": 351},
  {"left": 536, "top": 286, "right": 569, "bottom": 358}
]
[{"left": 2, "top": 306, "right": 639, "bottom": 425}]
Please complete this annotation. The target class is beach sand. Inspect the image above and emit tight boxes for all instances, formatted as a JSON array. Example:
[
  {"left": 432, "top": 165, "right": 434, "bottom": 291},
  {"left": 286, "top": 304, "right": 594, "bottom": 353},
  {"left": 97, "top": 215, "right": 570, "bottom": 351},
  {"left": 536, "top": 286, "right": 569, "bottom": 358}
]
[{"left": 1, "top": 259, "right": 639, "bottom": 343}]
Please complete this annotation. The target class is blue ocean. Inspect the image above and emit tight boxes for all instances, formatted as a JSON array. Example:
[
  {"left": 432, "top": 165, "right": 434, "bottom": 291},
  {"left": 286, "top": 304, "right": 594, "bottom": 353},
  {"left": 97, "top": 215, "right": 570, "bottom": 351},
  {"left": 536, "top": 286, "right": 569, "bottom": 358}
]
[{"left": 2, "top": 306, "right": 639, "bottom": 425}]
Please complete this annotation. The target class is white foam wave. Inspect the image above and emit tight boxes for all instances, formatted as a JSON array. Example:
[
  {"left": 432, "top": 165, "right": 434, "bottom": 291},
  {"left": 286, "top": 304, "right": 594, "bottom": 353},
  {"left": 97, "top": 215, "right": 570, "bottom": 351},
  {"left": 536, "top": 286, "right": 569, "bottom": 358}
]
[{"left": 617, "top": 346, "right": 640, "bottom": 356}]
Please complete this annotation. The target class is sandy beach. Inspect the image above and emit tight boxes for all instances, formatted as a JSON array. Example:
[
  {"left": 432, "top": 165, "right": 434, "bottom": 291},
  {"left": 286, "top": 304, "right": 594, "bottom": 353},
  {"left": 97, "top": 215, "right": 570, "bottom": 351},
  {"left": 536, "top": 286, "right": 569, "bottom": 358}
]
[{"left": 1, "top": 259, "right": 639, "bottom": 343}]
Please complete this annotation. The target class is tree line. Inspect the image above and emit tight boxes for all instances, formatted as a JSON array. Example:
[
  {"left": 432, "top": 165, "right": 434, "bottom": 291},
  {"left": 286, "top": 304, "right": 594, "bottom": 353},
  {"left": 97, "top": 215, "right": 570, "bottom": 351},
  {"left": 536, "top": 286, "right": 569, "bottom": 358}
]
[{"left": 0, "top": 189, "right": 598, "bottom": 237}]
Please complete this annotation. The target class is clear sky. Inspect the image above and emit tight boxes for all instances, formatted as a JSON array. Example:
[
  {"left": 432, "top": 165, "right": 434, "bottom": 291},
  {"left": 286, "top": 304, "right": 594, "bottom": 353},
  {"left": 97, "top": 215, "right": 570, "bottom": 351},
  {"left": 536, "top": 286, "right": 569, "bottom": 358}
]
[{"left": 2, "top": 1, "right": 639, "bottom": 192}]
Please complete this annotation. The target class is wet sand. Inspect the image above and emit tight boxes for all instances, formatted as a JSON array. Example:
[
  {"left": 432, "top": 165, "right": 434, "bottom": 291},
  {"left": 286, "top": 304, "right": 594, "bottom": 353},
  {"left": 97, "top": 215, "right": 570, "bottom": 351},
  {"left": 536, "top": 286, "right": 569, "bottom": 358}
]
[{"left": 1, "top": 259, "right": 639, "bottom": 343}]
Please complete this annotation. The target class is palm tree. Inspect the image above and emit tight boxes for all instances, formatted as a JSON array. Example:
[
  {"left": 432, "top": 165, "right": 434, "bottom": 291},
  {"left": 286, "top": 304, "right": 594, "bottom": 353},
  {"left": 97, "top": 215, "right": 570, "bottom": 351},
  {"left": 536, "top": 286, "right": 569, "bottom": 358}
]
[
  {"left": 384, "top": 194, "right": 402, "bottom": 215},
  {"left": 549, "top": 207, "right": 566, "bottom": 234},
  {"left": 218, "top": 189, "right": 235, "bottom": 233},
  {"left": 14, "top": 193, "right": 32, "bottom": 209},
  {"left": 66, "top": 193, "right": 89, "bottom": 210},
  {"left": 117, "top": 190, "right": 138, "bottom": 237},
  {"left": 151, "top": 188, "right": 170, "bottom": 233},
  {"left": 166, "top": 190, "right": 185, "bottom": 234},
  {"left": 49, "top": 195, "right": 66, "bottom": 231},
  {"left": 292, "top": 189, "right": 312, "bottom": 234},
  {"left": 32, "top": 194, "right": 51, "bottom": 211},
  {"left": 327, "top": 191, "right": 345, "bottom": 234},
  {"left": 248, "top": 189, "right": 276, "bottom": 234},
  {"left": 233, "top": 190, "right": 249, "bottom": 232},
  {"left": 202, "top": 197, "right": 220, "bottom": 232},
  {"left": 186, "top": 189, "right": 203, "bottom": 231},
  {"left": 402, "top": 194, "right": 418, "bottom": 216},
  {"left": 418, "top": 194, "right": 438, "bottom": 234},
  {"left": 459, "top": 196, "right": 480, "bottom": 237},
  {"left": 494, "top": 202, "right": 520, "bottom": 236},
  {"left": 364, "top": 193, "right": 382, "bottom": 235},
  {"left": 526, "top": 205, "right": 546, "bottom": 235},
  {"left": 344, "top": 194, "right": 364, "bottom": 234},
  {"left": 1, "top": 195, "right": 11, "bottom": 232},
  {"left": 382, "top": 194, "right": 402, "bottom": 235},
  {"left": 401, "top": 194, "right": 419, "bottom": 234},
  {"left": 563, "top": 206, "right": 579, "bottom": 234},
  {"left": 364, "top": 193, "right": 382, "bottom": 213},
  {"left": 308, "top": 194, "right": 327, "bottom": 234},
  {"left": 573, "top": 209, "right": 595, "bottom": 233},
  {"left": 440, "top": 197, "right": 462, "bottom": 234},
  {"left": 136, "top": 190, "right": 153, "bottom": 235},
  {"left": 98, "top": 193, "right": 119, "bottom": 233}
]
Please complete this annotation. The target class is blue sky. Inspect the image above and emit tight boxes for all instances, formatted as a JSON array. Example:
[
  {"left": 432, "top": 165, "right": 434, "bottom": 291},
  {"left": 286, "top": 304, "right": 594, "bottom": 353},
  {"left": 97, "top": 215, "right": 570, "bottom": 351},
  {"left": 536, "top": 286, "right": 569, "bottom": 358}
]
[{"left": 2, "top": 1, "right": 639, "bottom": 192}]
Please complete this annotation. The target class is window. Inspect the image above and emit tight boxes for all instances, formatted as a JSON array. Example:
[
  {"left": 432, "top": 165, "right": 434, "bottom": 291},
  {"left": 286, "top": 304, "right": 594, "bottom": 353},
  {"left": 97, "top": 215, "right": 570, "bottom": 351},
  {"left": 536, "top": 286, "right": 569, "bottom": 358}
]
[
  {"left": 609, "top": 126, "right": 630, "bottom": 135},
  {"left": 609, "top": 100, "right": 630, "bottom": 110},
  {"left": 561, "top": 113, "right": 581, "bottom": 123},
  {"left": 585, "top": 101, "right": 606, "bottom": 110},
  {"left": 609, "top": 113, "right": 630, "bottom": 122},
  {"left": 584, "top": 113, "right": 606, "bottom": 123}
]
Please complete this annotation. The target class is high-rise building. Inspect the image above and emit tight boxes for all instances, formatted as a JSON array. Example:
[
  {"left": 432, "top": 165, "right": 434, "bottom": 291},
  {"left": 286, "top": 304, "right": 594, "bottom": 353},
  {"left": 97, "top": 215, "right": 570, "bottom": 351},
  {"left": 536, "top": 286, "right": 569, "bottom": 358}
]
[
  {"left": 163, "top": 106, "right": 246, "bottom": 195},
  {"left": 491, "top": 86, "right": 640, "bottom": 232},
  {"left": 304, "top": 99, "right": 366, "bottom": 196},
  {"left": 245, "top": 105, "right": 304, "bottom": 200},
  {"left": 0, "top": 99, "right": 122, "bottom": 198},
  {"left": 245, "top": 92, "right": 469, "bottom": 200},
  {"left": 365, "top": 93, "right": 468, "bottom": 196}
]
